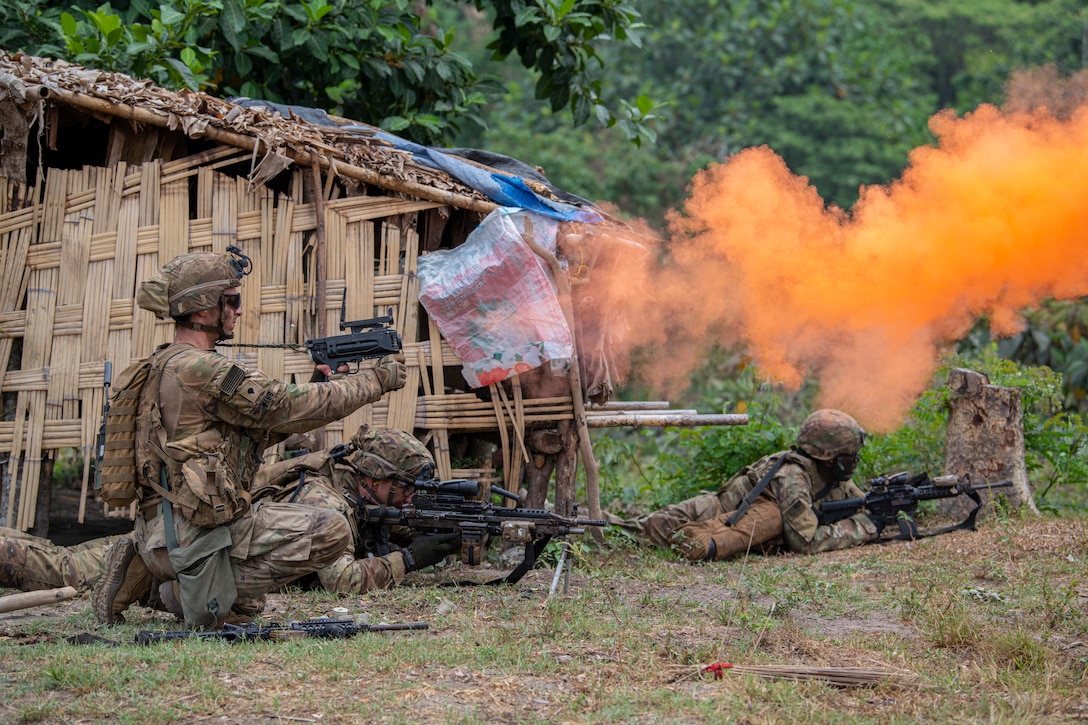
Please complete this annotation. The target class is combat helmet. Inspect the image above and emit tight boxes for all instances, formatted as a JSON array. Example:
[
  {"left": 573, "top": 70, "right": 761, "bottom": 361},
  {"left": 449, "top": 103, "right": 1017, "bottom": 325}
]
[
  {"left": 795, "top": 409, "right": 865, "bottom": 461},
  {"left": 136, "top": 245, "right": 252, "bottom": 320},
  {"left": 349, "top": 425, "right": 435, "bottom": 485}
]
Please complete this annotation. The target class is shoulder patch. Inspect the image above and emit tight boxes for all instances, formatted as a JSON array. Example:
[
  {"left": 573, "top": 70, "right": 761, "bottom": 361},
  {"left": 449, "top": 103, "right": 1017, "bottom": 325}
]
[{"left": 220, "top": 365, "right": 247, "bottom": 396}]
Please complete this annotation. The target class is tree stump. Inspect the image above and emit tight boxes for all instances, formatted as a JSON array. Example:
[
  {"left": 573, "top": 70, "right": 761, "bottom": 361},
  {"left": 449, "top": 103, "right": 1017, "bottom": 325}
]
[{"left": 940, "top": 368, "right": 1038, "bottom": 520}]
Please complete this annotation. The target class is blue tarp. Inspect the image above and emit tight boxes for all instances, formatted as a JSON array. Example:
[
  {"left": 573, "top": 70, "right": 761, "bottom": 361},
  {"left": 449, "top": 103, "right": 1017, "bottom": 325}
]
[
  {"left": 368, "top": 130, "right": 602, "bottom": 223},
  {"left": 224, "top": 99, "right": 602, "bottom": 222}
]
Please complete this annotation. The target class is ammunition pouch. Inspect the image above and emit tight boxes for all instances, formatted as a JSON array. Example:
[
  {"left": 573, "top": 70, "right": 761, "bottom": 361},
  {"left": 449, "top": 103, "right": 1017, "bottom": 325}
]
[{"left": 170, "top": 440, "right": 253, "bottom": 529}]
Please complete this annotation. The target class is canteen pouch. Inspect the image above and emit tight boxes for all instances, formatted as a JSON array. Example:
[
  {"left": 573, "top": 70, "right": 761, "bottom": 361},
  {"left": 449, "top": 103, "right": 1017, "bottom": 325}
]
[{"left": 168, "top": 524, "right": 237, "bottom": 630}]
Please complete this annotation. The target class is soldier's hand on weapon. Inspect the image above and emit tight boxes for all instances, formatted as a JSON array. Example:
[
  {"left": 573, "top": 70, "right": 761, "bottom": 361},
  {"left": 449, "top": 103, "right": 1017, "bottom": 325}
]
[
  {"left": 401, "top": 532, "right": 460, "bottom": 572},
  {"left": 864, "top": 508, "right": 892, "bottom": 535},
  {"left": 310, "top": 363, "right": 351, "bottom": 382},
  {"left": 375, "top": 353, "right": 407, "bottom": 393}
]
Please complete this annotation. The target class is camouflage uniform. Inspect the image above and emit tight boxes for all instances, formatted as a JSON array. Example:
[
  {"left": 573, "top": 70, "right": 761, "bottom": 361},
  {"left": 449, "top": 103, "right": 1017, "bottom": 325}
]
[
  {"left": 0, "top": 527, "right": 123, "bottom": 591},
  {"left": 97, "top": 250, "right": 405, "bottom": 624},
  {"left": 249, "top": 456, "right": 404, "bottom": 593},
  {"left": 133, "top": 342, "right": 392, "bottom": 603},
  {"left": 641, "top": 409, "right": 879, "bottom": 561},
  {"left": 249, "top": 425, "right": 436, "bottom": 593},
  {"left": 1, "top": 430, "right": 415, "bottom": 597}
]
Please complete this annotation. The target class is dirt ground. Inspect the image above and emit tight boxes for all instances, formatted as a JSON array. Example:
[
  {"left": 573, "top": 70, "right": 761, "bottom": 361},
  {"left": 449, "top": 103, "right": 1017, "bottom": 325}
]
[
  {"left": 4, "top": 513, "right": 1086, "bottom": 643},
  {"left": 44, "top": 487, "right": 133, "bottom": 547},
  {"left": 2, "top": 502, "right": 1087, "bottom": 723}
]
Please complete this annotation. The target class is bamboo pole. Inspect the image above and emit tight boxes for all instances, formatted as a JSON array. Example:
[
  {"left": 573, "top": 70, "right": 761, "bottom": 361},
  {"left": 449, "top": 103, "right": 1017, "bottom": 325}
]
[
  {"left": 311, "top": 161, "right": 328, "bottom": 338},
  {"left": 594, "top": 400, "right": 673, "bottom": 410},
  {"left": 0, "top": 586, "right": 79, "bottom": 614},
  {"left": 488, "top": 383, "right": 511, "bottom": 491},
  {"left": 586, "top": 413, "right": 749, "bottom": 428}
]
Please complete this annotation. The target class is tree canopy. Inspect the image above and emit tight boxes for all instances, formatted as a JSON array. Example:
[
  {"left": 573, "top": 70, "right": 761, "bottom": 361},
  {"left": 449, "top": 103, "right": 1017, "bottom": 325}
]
[{"left": 0, "top": 0, "right": 655, "bottom": 143}]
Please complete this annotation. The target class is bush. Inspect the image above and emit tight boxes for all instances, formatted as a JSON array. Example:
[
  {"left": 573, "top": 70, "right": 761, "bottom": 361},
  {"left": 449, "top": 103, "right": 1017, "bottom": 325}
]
[{"left": 597, "top": 349, "right": 1088, "bottom": 514}]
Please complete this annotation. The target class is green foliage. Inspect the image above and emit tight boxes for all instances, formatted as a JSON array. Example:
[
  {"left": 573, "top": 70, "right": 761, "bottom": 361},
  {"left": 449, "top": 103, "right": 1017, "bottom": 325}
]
[
  {"left": 664, "top": 403, "right": 796, "bottom": 499},
  {"left": 856, "top": 386, "right": 949, "bottom": 482},
  {"left": 0, "top": 0, "right": 66, "bottom": 56},
  {"left": 875, "top": 0, "right": 1084, "bottom": 113},
  {"left": 57, "top": 0, "right": 217, "bottom": 89},
  {"left": 965, "top": 300, "right": 1088, "bottom": 412},
  {"left": 601, "top": 349, "right": 1088, "bottom": 515},
  {"left": 476, "top": 0, "right": 660, "bottom": 146},
  {"left": 460, "top": 85, "right": 685, "bottom": 226},
  {"left": 468, "top": 0, "right": 1088, "bottom": 228},
  {"left": 7, "top": 0, "right": 653, "bottom": 145},
  {"left": 596, "top": 397, "right": 800, "bottom": 512}
]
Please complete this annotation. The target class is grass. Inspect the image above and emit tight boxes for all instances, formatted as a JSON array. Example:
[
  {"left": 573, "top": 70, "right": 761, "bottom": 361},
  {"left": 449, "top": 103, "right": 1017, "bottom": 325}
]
[{"left": 1, "top": 512, "right": 1086, "bottom": 723}]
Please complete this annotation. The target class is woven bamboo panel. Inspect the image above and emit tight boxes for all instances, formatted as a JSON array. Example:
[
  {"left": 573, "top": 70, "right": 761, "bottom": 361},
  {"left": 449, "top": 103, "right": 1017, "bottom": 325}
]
[
  {"left": 0, "top": 154, "right": 555, "bottom": 530},
  {"left": 0, "top": 149, "right": 578, "bottom": 529}
]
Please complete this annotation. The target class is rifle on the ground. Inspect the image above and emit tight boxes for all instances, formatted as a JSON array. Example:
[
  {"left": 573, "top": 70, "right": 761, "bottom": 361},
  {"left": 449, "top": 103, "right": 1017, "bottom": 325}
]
[
  {"left": 821, "top": 472, "right": 1013, "bottom": 540},
  {"left": 136, "top": 618, "right": 428, "bottom": 645},
  {"left": 366, "top": 476, "right": 606, "bottom": 584},
  {"left": 306, "top": 291, "right": 401, "bottom": 379}
]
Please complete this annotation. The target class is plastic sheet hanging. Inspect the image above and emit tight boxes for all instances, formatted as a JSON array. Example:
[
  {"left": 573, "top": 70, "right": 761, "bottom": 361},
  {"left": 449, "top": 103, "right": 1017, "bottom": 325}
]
[{"left": 418, "top": 209, "right": 573, "bottom": 388}]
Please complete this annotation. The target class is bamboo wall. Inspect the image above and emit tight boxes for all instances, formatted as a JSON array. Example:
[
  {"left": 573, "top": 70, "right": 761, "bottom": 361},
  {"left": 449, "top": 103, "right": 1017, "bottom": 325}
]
[{"left": 0, "top": 148, "right": 575, "bottom": 531}]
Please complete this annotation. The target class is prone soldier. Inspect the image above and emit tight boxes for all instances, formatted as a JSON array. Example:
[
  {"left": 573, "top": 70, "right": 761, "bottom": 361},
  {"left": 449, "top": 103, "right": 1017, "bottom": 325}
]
[{"left": 637, "top": 409, "right": 882, "bottom": 561}]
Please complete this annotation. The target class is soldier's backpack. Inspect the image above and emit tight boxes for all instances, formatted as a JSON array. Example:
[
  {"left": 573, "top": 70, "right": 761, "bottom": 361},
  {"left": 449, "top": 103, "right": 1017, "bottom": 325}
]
[
  {"left": 96, "top": 346, "right": 188, "bottom": 507},
  {"left": 248, "top": 450, "right": 334, "bottom": 504}
]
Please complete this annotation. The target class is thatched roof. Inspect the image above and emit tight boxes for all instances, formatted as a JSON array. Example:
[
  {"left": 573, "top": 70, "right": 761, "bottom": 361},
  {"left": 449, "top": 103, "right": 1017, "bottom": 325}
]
[{"left": 0, "top": 51, "right": 549, "bottom": 213}]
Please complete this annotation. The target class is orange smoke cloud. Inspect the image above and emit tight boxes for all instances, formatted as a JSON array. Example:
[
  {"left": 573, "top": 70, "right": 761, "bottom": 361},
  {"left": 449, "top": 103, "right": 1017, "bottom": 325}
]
[{"left": 606, "top": 69, "right": 1088, "bottom": 431}]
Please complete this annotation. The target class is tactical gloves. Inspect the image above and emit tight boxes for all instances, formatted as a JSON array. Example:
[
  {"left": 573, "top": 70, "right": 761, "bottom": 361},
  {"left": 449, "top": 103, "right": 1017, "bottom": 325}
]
[
  {"left": 401, "top": 532, "right": 460, "bottom": 572},
  {"left": 374, "top": 353, "right": 407, "bottom": 393},
  {"left": 863, "top": 509, "right": 890, "bottom": 535}
]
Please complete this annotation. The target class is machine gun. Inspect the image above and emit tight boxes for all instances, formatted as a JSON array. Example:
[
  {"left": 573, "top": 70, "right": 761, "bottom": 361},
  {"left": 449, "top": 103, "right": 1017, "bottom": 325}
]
[
  {"left": 136, "top": 618, "right": 428, "bottom": 645},
  {"left": 306, "top": 291, "right": 401, "bottom": 379},
  {"left": 366, "top": 476, "right": 606, "bottom": 584},
  {"left": 821, "top": 472, "right": 1013, "bottom": 540}
]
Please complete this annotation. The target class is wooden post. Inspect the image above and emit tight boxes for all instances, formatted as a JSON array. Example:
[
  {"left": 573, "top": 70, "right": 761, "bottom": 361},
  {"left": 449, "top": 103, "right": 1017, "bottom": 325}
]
[
  {"left": 941, "top": 368, "right": 1038, "bottom": 520},
  {"left": 520, "top": 219, "right": 602, "bottom": 526},
  {"left": 310, "top": 161, "right": 327, "bottom": 452}
]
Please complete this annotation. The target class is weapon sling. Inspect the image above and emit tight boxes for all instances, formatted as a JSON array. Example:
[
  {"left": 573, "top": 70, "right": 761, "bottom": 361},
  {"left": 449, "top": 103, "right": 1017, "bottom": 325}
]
[
  {"left": 724, "top": 454, "right": 789, "bottom": 527},
  {"left": 887, "top": 487, "right": 987, "bottom": 540}
]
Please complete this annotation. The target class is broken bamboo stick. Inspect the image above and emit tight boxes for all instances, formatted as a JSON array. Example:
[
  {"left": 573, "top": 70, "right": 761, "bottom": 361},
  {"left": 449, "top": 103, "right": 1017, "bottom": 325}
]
[{"left": 0, "top": 586, "right": 79, "bottom": 614}]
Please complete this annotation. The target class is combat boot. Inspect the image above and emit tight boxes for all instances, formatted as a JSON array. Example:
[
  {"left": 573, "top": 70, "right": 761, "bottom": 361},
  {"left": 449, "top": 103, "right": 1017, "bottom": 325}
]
[
  {"left": 670, "top": 499, "right": 785, "bottom": 563},
  {"left": 91, "top": 537, "right": 153, "bottom": 624}
]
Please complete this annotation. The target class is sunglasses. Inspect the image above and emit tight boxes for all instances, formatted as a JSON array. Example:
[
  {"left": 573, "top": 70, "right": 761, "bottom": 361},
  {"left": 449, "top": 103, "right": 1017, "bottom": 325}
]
[{"left": 221, "top": 292, "right": 242, "bottom": 310}]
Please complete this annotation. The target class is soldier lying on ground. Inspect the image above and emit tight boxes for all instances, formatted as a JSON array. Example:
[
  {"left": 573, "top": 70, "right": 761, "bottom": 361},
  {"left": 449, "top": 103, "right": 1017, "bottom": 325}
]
[
  {"left": 0, "top": 527, "right": 127, "bottom": 593},
  {"left": 0, "top": 427, "right": 458, "bottom": 617},
  {"left": 627, "top": 409, "right": 887, "bottom": 562}
]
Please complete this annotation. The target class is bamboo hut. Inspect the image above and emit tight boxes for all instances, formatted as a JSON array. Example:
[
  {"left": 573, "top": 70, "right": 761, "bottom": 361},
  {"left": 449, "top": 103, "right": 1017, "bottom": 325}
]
[{"left": 0, "top": 52, "right": 745, "bottom": 534}]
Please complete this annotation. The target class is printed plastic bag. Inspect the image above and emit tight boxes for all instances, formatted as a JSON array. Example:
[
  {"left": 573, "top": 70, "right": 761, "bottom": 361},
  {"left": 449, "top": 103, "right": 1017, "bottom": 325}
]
[{"left": 418, "top": 209, "right": 572, "bottom": 388}]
